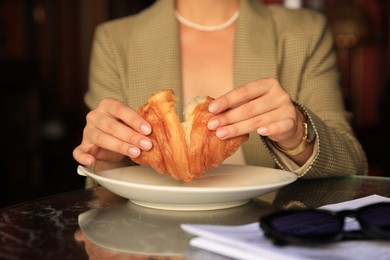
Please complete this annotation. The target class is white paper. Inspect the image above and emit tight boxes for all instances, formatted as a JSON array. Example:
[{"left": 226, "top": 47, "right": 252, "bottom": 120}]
[{"left": 181, "top": 195, "right": 390, "bottom": 260}]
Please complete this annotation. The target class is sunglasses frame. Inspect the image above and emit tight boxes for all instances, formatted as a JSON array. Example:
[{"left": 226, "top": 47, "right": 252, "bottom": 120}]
[{"left": 259, "top": 202, "right": 390, "bottom": 246}]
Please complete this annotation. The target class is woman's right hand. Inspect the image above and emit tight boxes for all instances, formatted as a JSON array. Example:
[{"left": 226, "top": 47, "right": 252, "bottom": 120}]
[{"left": 73, "top": 98, "right": 152, "bottom": 167}]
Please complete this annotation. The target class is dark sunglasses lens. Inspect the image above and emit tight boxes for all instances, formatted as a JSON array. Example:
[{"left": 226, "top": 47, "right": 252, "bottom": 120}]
[
  {"left": 265, "top": 210, "right": 342, "bottom": 242},
  {"left": 359, "top": 203, "right": 390, "bottom": 235}
]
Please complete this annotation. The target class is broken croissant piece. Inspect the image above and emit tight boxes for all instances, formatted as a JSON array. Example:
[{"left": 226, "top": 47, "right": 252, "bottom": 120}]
[{"left": 132, "top": 89, "right": 249, "bottom": 182}]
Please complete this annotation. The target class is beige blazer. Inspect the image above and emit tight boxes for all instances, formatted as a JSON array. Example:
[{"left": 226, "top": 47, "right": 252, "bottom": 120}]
[{"left": 85, "top": 0, "right": 368, "bottom": 178}]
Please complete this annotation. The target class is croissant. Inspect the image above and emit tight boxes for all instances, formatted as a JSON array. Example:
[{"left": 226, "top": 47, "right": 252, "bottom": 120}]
[{"left": 132, "top": 90, "right": 249, "bottom": 182}]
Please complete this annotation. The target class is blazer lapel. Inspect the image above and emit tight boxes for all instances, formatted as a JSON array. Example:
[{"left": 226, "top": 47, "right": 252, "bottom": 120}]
[
  {"left": 137, "top": 0, "right": 184, "bottom": 116},
  {"left": 234, "top": 0, "right": 278, "bottom": 87},
  {"left": 234, "top": 0, "right": 279, "bottom": 164}
]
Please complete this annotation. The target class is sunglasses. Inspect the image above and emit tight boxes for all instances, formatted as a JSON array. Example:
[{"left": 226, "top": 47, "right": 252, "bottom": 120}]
[{"left": 259, "top": 202, "right": 390, "bottom": 246}]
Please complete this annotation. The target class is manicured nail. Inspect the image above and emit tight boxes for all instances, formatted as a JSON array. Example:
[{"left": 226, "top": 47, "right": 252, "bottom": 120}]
[
  {"left": 86, "top": 158, "right": 93, "bottom": 166},
  {"left": 209, "top": 102, "right": 219, "bottom": 113},
  {"left": 139, "top": 139, "right": 152, "bottom": 150},
  {"left": 216, "top": 129, "right": 228, "bottom": 139},
  {"left": 208, "top": 119, "right": 219, "bottom": 130},
  {"left": 128, "top": 147, "right": 141, "bottom": 157},
  {"left": 140, "top": 123, "right": 152, "bottom": 135},
  {"left": 257, "top": 127, "right": 268, "bottom": 135}
]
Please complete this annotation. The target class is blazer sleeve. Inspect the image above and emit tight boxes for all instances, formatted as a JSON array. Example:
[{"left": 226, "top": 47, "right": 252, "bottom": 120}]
[
  {"left": 265, "top": 8, "right": 368, "bottom": 177},
  {"left": 84, "top": 22, "right": 126, "bottom": 109}
]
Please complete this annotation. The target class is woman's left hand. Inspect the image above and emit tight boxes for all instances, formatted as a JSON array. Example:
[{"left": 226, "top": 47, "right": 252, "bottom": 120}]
[{"left": 207, "top": 77, "right": 305, "bottom": 150}]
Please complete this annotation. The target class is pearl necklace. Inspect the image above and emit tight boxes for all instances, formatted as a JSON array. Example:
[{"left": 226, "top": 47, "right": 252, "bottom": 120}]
[{"left": 175, "top": 10, "right": 240, "bottom": 32}]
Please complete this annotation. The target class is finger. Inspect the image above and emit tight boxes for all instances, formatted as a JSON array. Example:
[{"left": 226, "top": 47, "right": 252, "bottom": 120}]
[
  {"left": 213, "top": 108, "right": 295, "bottom": 140},
  {"left": 73, "top": 146, "right": 96, "bottom": 166},
  {"left": 89, "top": 112, "right": 152, "bottom": 151},
  {"left": 100, "top": 99, "right": 151, "bottom": 135},
  {"left": 213, "top": 114, "right": 266, "bottom": 140},
  {"left": 208, "top": 79, "right": 272, "bottom": 114},
  {"left": 261, "top": 117, "right": 296, "bottom": 142},
  {"left": 208, "top": 97, "right": 277, "bottom": 130},
  {"left": 88, "top": 127, "right": 142, "bottom": 158}
]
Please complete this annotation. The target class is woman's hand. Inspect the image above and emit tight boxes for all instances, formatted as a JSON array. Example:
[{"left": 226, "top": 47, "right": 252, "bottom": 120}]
[
  {"left": 207, "top": 78, "right": 306, "bottom": 150},
  {"left": 73, "top": 98, "right": 153, "bottom": 167}
]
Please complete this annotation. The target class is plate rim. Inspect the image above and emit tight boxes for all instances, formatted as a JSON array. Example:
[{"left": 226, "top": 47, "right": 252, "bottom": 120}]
[{"left": 77, "top": 165, "right": 297, "bottom": 193}]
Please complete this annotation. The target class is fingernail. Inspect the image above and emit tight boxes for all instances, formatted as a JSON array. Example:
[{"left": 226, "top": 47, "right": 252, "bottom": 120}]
[
  {"left": 257, "top": 127, "right": 268, "bottom": 135},
  {"left": 86, "top": 159, "right": 93, "bottom": 166},
  {"left": 216, "top": 129, "right": 228, "bottom": 139},
  {"left": 139, "top": 139, "right": 152, "bottom": 150},
  {"left": 140, "top": 123, "right": 152, "bottom": 135},
  {"left": 209, "top": 102, "right": 219, "bottom": 113},
  {"left": 128, "top": 147, "right": 141, "bottom": 157},
  {"left": 208, "top": 119, "right": 219, "bottom": 130}
]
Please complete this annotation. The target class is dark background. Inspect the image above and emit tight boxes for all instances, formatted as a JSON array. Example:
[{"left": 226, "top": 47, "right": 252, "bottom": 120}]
[{"left": 1, "top": 0, "right": 389, "bottom": 208}]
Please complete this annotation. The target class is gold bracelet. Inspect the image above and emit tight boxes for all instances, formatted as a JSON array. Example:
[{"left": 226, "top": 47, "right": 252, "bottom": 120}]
[{"left": 273, "top": 122, "right": 309, "bottom": 156}]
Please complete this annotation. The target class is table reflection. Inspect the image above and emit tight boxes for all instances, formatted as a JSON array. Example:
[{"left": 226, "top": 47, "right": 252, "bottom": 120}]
[
  {"left": 74, "top": 228, "right": 183, "bottom": 260},
  {"left": 0, "top": 176, "right": 389, "bottom": 259},
  {"left": 76, "top": 199, "right": 272, "bottom": 258},
  {"left": 273, "top": 176, "right": 364, "bottom": 208}
]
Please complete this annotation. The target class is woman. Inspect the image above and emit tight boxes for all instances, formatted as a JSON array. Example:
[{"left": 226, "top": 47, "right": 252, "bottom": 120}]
[{"left": 73, "top": 0, "right": 367, "bottom": 180}]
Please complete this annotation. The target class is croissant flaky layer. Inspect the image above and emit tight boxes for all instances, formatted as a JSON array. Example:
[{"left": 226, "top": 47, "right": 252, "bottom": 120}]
[{"left": 132, "top": 90, "right": 249, "bottom": 182}]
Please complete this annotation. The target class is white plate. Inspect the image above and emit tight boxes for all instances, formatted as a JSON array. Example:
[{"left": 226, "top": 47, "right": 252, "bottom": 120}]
[{"left": 77, "top": 165, "right": 297, "bottom": 211}]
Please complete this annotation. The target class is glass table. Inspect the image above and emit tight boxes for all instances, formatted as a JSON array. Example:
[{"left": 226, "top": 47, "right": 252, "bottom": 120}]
[{"left": 1, "top": 175, "right": 389, "bottom": 259}]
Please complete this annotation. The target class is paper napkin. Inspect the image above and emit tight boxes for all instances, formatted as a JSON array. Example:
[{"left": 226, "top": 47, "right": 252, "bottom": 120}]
[{"left": 181, "top": 195, "right": 390, "bottom": 260}]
